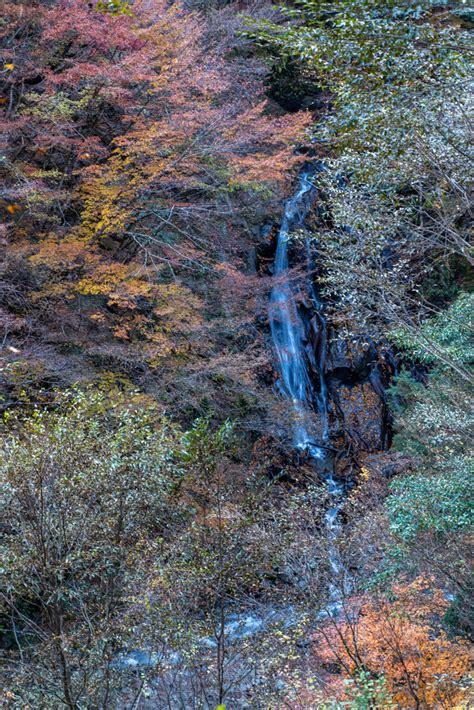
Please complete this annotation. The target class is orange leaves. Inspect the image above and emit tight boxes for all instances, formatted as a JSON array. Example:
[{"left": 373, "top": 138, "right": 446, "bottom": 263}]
[
  {"left": 314, "top": 579, "right": 472, "bottom": 708},
  {"left": 29, "top": 237, "right": 96, "bottom": 271},
  {"left": 222, "top": 103, "right": 311, "bottom": 187}
]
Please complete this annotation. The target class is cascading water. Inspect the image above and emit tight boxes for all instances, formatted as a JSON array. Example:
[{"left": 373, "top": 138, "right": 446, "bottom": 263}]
[
  {"left": 269, "top": 170, "right": 325, "bottom": 459},
  {"left": 269, "top": 169, "right": 347, "bottom": 609}
]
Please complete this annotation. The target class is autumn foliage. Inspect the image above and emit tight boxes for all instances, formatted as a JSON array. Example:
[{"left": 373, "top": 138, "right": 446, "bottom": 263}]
[
  {"left": 313, "top": 579, "right": 472, "bottom": 708},
  {"left": 1, "top": 0, "right": 309, "bottom": 392}
]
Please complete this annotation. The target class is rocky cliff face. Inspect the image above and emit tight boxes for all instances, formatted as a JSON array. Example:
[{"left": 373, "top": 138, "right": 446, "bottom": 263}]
[{"left": 324, "top": 335, "right": 393, "bottom": 476}]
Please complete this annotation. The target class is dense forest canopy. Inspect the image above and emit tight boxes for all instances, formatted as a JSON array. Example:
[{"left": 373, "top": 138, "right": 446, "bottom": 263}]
[{"left": 0, "top": 0, "right": 472, "bottom": 708}]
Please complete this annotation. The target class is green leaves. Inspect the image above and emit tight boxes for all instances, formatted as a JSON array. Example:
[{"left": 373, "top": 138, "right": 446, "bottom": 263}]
[
  {"left": 341, "top": 670, "right": 394, "bottom": 710},
  {"left": 180, "top": 416, "right": 234, "bottom": 466},
  {"left": 383, "top": 290, "right": 472, "bottom": 617},
  {"left": 388, "top": 465, "right": 473, "bottom": 541},
  {"left": 390, "top": 292, "right": 474, "bottom": 367}
]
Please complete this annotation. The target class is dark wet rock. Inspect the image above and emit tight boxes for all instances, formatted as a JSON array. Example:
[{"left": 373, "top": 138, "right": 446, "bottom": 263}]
[
  {"left": 266, "top": 59, "right": 325, "bottom": 114},
  {"left": 256, "top": 360, "right": 275, "bottom": 386},
  {"left": 255, "top": 225, "right": 277, "bottom": 274},
  {"left": 316, "top": 333, "right": 395, "bottom": 455},
  {"left": 361, "top": 451, "right": 413, "bottom": 480},
  {"left": 322, "top": 661, "right": 342, "bottom": 675},
  {"left": 326, "top": 335, "right": 377, "bottom": 383}
]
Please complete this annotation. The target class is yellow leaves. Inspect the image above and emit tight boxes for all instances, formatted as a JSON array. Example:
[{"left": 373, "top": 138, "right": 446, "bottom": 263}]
[
  {"left": 24, "top": 91, "right": 91, "bottom": 122},
  {"left": 143, "top": 331, "right": 176, "bottom": 361},
  {"left": 26, "top": 221, "right": 201, "bottom": 358},
  {"left": 153, "top": 283, "right": 203, "bottom": 327},
  {"left": 80, "top": 192, "right": 130, "bottom": 240},
  {"left": 30, "top": 282, "right": 73, "bottom": 301},
  {"left": 76, "top": 263, "right": 152, "bottom": 301},
  {"left": 78, "top": 152, "right": 135, "bottom": 241},
  {"left": 139, "top": 282, "right": 202, "bottom": 362},
  {"left": 4, "top": 63, "right": 14, "bottom": 71}
]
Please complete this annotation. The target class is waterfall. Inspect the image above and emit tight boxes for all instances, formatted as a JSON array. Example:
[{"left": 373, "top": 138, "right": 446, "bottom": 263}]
[
  {"left": 269, "top": 169, "right": 326, "bottom": 457},
  {"left": 269, "top": 169, "right": 347, "bottom": 609}
]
